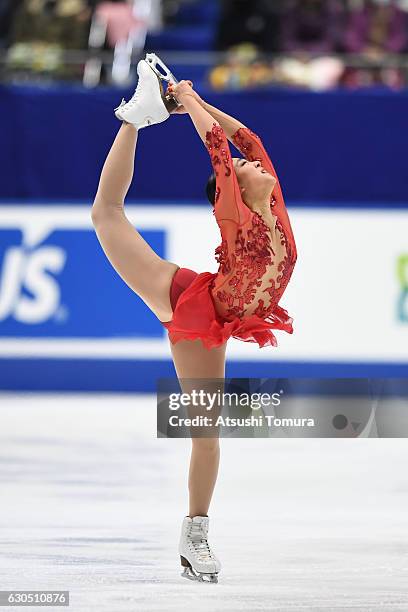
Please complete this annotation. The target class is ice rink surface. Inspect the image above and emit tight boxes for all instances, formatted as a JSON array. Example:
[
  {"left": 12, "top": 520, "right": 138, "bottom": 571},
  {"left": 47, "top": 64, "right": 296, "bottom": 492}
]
[{"left": 0, "top": 392, "right": 408, "bottom": 612}]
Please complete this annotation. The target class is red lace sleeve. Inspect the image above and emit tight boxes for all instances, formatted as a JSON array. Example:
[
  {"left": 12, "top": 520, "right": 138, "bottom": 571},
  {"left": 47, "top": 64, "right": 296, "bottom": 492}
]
[
  {"left": 205, "top": 123, "right": 251, "bottom": 226},
  {"left": 232, "top": 127, "right": 297, "bottom": 264},
  {"left": 231, "top": 127, "right": 277, "bottom": 174}
]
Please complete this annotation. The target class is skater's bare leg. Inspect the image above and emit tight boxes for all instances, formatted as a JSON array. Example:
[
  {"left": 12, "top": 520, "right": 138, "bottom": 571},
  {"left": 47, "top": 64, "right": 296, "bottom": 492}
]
[
  {"left": 188, "top": 438, "right": 220, "bottom": 518},
  {"left": 91, "top": 123, "right": 179, "bottom": 321},
  {"left": 94, "top": 122, "right": 138, "bottom": 206},
  {"left": 170, "top": 338, "right": 227, "bottom": 517}
]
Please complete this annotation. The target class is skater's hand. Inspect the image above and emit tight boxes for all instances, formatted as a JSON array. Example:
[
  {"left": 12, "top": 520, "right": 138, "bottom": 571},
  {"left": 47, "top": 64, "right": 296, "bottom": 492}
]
[
  {"left": 168, "top": 80, "right": 202, "bottom": 113},
  {"left": 167, "top": 81, "right": 188, "bottom": 113}
]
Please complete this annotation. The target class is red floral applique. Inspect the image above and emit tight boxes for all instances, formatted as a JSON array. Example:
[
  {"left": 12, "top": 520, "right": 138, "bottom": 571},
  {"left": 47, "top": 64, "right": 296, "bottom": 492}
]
[
  {"left": 254, "top": 299, "right": 269, "bottom": 318},
  {"left": 232, "top": 129, "right": 256, "bottom": 160},
  {"left": 206, "top": 123, "right": 232, "bottom": 178},
  {"left": 214, "top": 239, "right": 232, "bottom": 275},
  {"left": 214, "top": 212, "right": 276, "bottom": 318}
]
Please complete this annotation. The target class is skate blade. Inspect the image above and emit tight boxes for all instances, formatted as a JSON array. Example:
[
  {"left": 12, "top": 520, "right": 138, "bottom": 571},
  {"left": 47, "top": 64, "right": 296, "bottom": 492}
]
[
  {"left": 180, "top": 555, "right": 218, "bottom": 584},
  {"left": 181, "top": 566, "right": 218, "bottom": 584},
  {"left": 145, "top": 52, "right": 178, "bottom": 85},
  {"left": 144, "top": 53, "right": 181, "bottom": 114}
]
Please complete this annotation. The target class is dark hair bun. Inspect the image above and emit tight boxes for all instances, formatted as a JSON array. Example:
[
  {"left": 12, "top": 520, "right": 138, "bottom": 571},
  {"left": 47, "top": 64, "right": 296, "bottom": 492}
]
[{"left": 206, "top": 173, "right": 216, "bottom": 206}]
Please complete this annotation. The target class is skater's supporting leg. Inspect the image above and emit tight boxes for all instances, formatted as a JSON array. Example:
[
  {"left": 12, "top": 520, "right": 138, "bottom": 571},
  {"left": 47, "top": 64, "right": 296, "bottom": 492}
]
[
  {"left": 172, "top": 338, "right": 225, "bottom": 582},
  {"left": 91, "top": 123, "right": 179, "bottom": 322},
  {"left": 188, "top": 438, "right": 220, "bottom": 518},
  {"left": 170, "top": 338, "right": 226, "bottom": 517}
]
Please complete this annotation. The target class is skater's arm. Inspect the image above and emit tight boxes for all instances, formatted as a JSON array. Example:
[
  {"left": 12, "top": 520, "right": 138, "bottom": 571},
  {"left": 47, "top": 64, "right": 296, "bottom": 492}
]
[
  {"left": 171, "top": 81, "right": 271, "bottom": 165},
  {"left": 194, "top": 98, "right": 276, "bottom": 174},
  {"left": 174, "top": 82, "right": 250, "bottom": 226},
  {"left": 177, "top": 85, "right": 296, "bottom": 263},
  {"left": 199, "top": 101, "right": 247, "bottom": 141},
  {"left": 175, "top": 82, "right": 221, "bottom": 144},
  {"left": 203, "top": 102, "right": 277, "bottom": 172},
  {"left": 188, "top": 95, "right": 265, "bottom": 162},
  {"left": 186, "top": 93, "right": 296, "bottom": 261},
  {"left": 169, "top": 81, "right": 246, "bottom": 139},
  {"left": 198, "top": 100, "right": 288, "bottom": 221}
]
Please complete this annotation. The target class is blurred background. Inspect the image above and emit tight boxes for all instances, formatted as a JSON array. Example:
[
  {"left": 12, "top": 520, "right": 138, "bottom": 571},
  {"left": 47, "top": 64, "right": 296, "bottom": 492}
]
[
  {"left": 3, "top": 0, "right": 408, "bottom": 90},
  {"left": 0, "top": 0, "right": 407, "bottom": 390}
]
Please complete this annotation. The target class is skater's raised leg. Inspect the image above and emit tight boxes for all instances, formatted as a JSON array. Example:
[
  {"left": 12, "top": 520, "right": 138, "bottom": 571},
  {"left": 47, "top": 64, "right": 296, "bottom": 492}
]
[
  {"left": 91, "top": 124, "right": 179, "bottom": 323},
  {"left": 91, "top": 57, "right": 179, "bottom": 322}
]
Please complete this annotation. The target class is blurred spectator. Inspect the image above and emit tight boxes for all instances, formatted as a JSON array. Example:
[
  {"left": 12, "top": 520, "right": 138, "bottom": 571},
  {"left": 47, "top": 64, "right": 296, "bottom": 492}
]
[
  {"left": 344, "top": 0, "right": 407, "bottom": 55},
  {"left": 209, "top": 43, "right": 274, "bottom": 90},
  {"left": 274, "top": 55, "right": 345, "bottom": 89},
  {"left": 208, "top": 42, "right": 344, "bottom": 92},
  {"left": 343, "top": 0, "right": 408, "bottom": 88},
  {"left": 281, "top": 0, "right": 345, "bottom": 54},
  {"left": 94, "top": 1, "right": 142, "bottom": 48},
  {"left": 216, "top": 0, "right": 282, "bottom": 53},
  {"left": 211, "top": 0, "right": 348, "bottom": 91},
  {"left": 11, "top": 0, "right": 91, "bottom": 48},
  {"left": 6, "top": 0, "right": 92, "bottom": 77},
  {"left": 0, "top": 0, "right": 23, "bottom": 48}
]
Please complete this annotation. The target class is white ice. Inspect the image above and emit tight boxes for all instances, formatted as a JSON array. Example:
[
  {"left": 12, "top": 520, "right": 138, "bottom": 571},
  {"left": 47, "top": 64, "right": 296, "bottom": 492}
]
[{"left": 0, "top": 392, "right": 407, "bottom": 611}]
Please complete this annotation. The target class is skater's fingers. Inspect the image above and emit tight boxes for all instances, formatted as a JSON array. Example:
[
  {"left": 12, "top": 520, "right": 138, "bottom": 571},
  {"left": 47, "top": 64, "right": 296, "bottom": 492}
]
[{"left": 174, "top": 82, "right": 193, "bottom": 96}]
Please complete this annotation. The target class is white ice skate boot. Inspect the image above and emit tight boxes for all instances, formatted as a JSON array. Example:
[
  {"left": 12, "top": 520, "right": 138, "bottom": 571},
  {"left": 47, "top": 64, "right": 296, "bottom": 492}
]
[
  {"left": 179, "top": 515, "right": 221, "bottom": 583},
  {"left": 115, "top": 53, "right": 181, "bottom": 128}
]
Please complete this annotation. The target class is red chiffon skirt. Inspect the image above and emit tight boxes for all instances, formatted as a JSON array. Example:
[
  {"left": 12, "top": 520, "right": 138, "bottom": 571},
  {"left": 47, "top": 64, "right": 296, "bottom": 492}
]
[{"left": 161, "top": 267, "right": 294, "bottom": 350}]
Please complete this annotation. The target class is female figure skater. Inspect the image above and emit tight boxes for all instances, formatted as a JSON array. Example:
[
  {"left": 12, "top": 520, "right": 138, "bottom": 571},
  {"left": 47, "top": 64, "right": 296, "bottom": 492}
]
[{"left": 91, "top": 56, "right": 297, "bottom": 583}]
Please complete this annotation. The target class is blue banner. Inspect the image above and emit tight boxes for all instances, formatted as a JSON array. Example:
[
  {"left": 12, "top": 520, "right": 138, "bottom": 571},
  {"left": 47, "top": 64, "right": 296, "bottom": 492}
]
[{"left": 0, "top": 226, "right": 165, "bottom": 338}]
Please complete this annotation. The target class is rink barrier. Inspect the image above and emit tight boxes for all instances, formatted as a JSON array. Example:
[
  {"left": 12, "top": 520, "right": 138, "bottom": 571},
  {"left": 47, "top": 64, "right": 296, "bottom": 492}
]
[{"left": 0, "top": 358, "right": 407, "bottom": 392}]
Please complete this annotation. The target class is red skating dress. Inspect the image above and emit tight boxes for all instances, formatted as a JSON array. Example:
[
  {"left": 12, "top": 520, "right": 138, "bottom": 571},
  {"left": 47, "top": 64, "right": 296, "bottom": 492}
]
[{"left": 162, "top": 124, "right": 298, "bottom": 350}]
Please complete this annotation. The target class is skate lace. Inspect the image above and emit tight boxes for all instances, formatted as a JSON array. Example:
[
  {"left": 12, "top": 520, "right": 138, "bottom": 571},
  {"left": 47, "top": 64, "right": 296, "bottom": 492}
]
[
  {"left": 188, "top": 523, "right": 213, "bottom": 562},
  {"left": 126, "top": 79, "right": 143, "bottom": 108}
]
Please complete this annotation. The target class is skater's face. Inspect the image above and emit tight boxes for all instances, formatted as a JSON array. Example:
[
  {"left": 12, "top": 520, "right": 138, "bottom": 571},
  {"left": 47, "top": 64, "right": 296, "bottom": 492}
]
[{"left": 233, "top": 158, "right": 277, "bottom": 206}]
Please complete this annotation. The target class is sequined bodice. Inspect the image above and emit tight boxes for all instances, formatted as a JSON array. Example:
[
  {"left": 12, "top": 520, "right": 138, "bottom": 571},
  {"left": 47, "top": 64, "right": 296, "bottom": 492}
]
[{"left": 205, "top": 125, "right": 297, "bottom": 323}]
